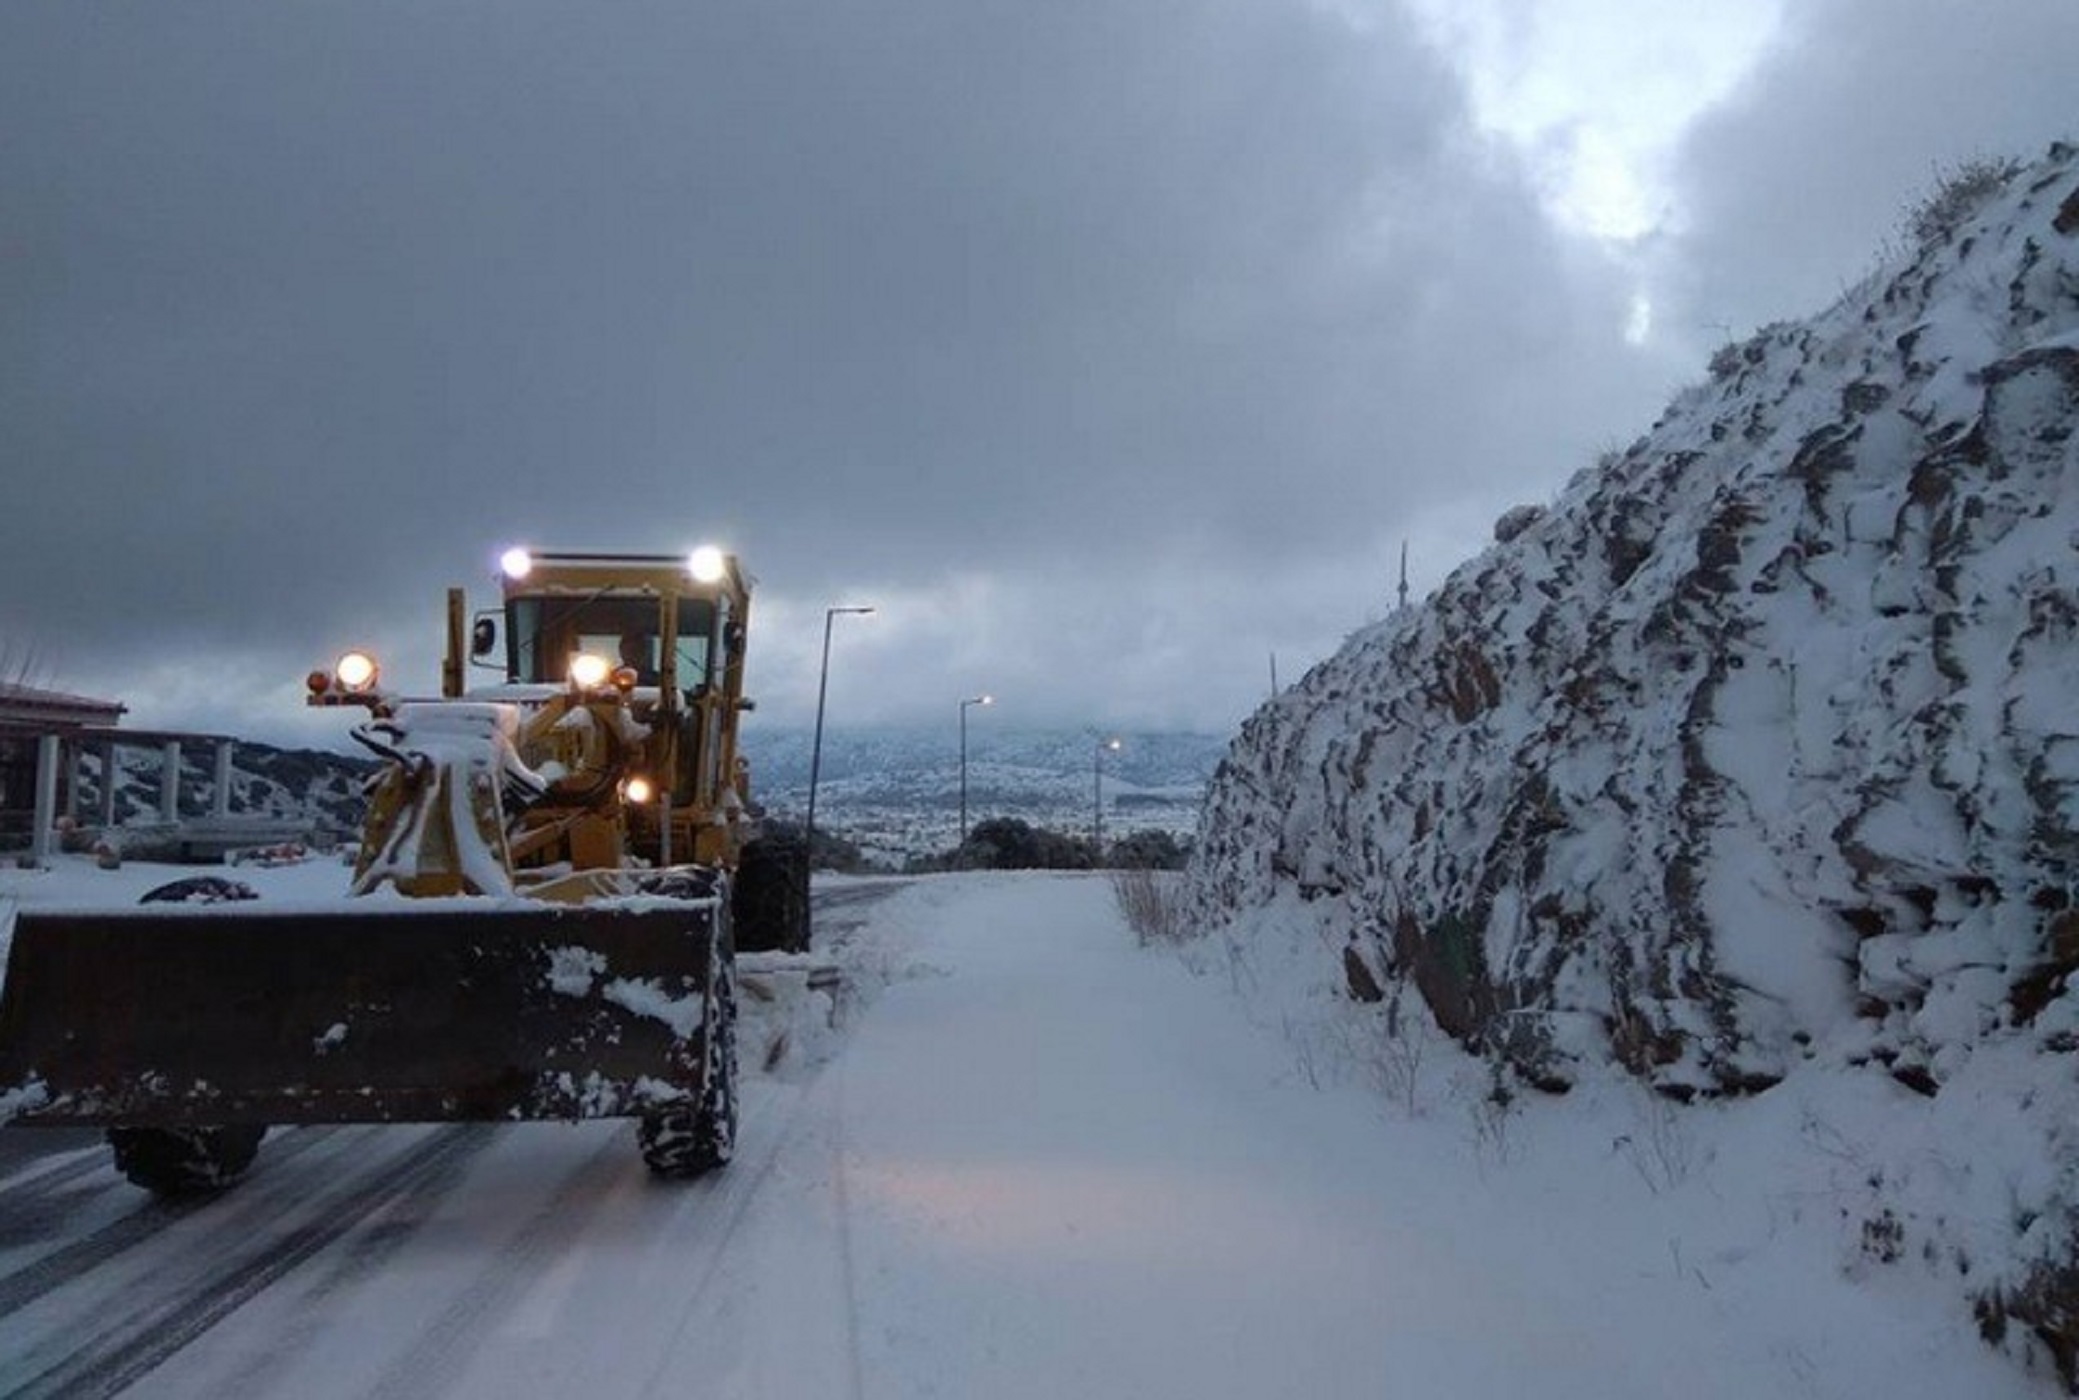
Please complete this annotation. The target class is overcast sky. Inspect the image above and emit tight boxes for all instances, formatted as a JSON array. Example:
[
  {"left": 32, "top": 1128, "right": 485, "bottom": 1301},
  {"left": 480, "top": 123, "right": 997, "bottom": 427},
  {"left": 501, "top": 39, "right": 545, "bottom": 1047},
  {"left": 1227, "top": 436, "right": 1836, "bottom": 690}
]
[{"left": 3, "top": 0, "right": 2073, "bottom": 748}]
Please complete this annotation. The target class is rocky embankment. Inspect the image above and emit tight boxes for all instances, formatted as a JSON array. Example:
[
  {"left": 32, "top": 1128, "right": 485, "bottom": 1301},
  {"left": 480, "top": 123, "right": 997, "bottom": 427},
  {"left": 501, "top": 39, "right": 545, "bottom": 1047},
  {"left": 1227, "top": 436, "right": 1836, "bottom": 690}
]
[{"left": 1189, "top": 144, "right": 2079, "bottom": 1382}]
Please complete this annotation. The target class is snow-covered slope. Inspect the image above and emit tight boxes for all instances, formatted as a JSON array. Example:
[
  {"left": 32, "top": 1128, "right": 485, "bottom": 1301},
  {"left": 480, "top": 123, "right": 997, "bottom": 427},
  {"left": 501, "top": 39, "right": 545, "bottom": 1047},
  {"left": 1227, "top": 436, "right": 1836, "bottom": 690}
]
[{"left": 1188, "top": 143, "right": 2079, "bottom": 1381}]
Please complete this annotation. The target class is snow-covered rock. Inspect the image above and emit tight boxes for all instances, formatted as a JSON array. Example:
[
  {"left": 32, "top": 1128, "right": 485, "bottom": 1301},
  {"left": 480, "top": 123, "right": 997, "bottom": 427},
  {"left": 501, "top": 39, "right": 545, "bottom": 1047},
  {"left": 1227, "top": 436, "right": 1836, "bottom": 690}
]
[{"left": 1188, "top": 142, "right": 2079, "bottom": 1384}]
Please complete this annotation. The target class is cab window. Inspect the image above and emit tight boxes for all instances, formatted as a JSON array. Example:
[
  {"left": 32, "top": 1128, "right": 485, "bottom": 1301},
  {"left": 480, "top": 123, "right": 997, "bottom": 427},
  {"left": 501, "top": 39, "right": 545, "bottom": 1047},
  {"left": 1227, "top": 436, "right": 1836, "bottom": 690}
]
[{"left": 507, "top": 595, "right": 715, "bottom": 688}]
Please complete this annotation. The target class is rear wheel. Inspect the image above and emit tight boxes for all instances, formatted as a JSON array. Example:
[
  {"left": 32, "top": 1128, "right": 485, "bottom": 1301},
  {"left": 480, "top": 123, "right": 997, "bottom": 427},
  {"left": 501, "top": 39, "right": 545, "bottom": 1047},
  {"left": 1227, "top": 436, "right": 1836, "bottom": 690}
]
[
  {"left": 639, "top": 918, "right": 738, "bottom": 1178},
  {"left": 107, "top": 877, "right": 269, "bottom": 1196},
  {"left": 108, "top": 1124, "right": 267, "bottom": 1196},
  {"left": 735, "top": 832, "right": 810, "bottom": 954},
  {"left": 138, "top": 875, "right": 260, "bottom": 905}
]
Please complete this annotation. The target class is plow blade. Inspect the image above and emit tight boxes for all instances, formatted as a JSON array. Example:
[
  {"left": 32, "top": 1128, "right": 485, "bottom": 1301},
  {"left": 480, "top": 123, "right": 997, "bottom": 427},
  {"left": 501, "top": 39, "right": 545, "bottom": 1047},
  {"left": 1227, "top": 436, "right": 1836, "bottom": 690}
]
[{"left": 0, "top": 898, "right": 725, "bottom": 1128}]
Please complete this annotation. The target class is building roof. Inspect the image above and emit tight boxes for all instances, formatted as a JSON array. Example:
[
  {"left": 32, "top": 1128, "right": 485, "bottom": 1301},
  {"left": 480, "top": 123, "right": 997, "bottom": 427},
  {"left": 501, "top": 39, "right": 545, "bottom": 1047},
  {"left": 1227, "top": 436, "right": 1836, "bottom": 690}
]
[{"left": 0, "top": 681, "right": 127, "bottom": 727}]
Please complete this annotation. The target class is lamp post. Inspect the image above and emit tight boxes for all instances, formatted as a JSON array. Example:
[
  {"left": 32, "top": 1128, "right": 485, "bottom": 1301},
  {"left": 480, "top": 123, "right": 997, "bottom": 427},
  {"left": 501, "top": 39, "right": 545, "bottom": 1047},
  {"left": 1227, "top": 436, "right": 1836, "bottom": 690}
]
[
  {"left": 1093, "top": 736, "right": 1121, "bottom": 864},
  {"left": 805, "top": 605, "right": 875, "bottom": 868},
  {"left": 959, "top": 694, "right": 994, "bottom": 851}
]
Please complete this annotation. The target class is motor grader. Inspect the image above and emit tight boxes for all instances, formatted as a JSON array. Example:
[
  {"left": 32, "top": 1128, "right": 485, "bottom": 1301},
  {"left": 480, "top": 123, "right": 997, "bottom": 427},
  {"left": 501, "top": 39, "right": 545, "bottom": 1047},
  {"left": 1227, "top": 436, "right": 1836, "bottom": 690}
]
[{"left": 0, "top": 546, "right": 808, "bottom": 1194}]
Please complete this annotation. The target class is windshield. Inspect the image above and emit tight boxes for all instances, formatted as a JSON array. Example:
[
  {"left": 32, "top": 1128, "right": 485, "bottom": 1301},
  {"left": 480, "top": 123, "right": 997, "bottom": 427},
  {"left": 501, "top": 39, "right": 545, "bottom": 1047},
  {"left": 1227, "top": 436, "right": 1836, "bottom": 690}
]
[{"left": 507, "top": 594, "right": 717, "bottom": 687}]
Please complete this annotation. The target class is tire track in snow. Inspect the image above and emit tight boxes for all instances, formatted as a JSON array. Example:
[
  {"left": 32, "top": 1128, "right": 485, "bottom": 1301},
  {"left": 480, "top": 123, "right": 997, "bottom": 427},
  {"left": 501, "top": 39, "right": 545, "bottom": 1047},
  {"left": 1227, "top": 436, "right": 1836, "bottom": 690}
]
[
  {"left": 193, "top": 1122, "right": 510, "bottom": 1398},
  {"left": 0, "top": 1145, "right": 104, "bottom": 1204},
  {"left": 619, "top": 883, "right": 906, "bottom": 1396},
  {"left": 832, "top": 1061, "right": 868, "bottom": 1400},
  {"left": 2, "top": 1125, "right": 495, "bottom": 1400},
  {"left": 363, "top": 1128, "right": 635, "bottom": 1400},
  {"left": 0, "top": 1195, "right": 211, "bottom": 1324},
  {"left": 813, "top": 881, "right": 912, "bottom": 944},
  {"left": 817, "top": 882, "right": 910, "bottom": 912},
  {"left": 635, "top": 1078, "right": 834, "bottom": 1394},
  {"left": 0, "top": 1127, "right": 343, "bottom": 1321},
  {"left": 0, "top": 1164, "right": 128, "bottom": 1258}
]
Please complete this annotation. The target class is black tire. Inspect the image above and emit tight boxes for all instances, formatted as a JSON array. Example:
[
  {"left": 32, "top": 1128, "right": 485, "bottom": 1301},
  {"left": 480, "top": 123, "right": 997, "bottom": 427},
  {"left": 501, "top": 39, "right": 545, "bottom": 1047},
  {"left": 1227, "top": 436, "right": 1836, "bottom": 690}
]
[
  {"left": 639, "top": 915, "right": 738, "bottom": 1178},
  {"left": 139, "top": 875, "right": 260, "bottom": 905},
  {"left": 108, "top": 1124, "right": 266, "bottom": 1196},
  {"left": 634, "top": 867, "right": 724, "bottom": 903},
  {"left": 735, "top": 832, "right": 810, "bottom": 954},
  {"left": 110, "top": 878, "right": 268, "bottom": 1196}
]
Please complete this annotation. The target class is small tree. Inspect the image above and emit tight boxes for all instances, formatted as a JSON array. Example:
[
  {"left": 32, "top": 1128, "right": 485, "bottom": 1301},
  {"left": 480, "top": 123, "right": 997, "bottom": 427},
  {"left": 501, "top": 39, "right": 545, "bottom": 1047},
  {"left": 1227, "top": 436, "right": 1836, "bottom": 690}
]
[{"left": 937, "top": 817, "right": 1097, "bottom": 872}]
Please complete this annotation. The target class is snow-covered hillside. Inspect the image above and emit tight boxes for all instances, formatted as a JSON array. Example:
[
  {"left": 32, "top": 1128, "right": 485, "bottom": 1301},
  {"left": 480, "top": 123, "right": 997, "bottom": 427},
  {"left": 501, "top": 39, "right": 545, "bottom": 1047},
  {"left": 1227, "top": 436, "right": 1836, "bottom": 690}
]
[
  {"left": 742, "top": 726, "right": 1223, "bottom": 862},
  {"left": 1189, "top": 143, "right": 2079, "bottom": 1384},
  {"left": 102, "top": 742, "right": 365, "bottom": 841}
]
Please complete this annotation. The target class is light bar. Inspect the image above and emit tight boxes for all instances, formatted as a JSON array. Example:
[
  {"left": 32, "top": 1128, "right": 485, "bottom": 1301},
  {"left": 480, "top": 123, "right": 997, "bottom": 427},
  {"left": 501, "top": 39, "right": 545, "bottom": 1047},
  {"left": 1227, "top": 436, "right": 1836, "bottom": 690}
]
[{"left": 687, "top": 546, "right": 727, "bottom": 583}]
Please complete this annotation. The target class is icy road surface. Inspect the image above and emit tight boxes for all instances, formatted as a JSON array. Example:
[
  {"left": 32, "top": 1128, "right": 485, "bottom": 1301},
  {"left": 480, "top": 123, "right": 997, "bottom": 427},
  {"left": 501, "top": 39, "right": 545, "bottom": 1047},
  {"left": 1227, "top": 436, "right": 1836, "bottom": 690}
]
[{"left": 0, "top": 869, "right": 2037, "bottom": 1398}]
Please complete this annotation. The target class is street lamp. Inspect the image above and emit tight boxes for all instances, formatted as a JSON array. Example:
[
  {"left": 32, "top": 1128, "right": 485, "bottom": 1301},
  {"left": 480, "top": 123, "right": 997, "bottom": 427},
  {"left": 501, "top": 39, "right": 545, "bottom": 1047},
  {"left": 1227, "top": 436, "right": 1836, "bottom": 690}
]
[
  {"left": 1093, "top": 736, "right": 1122, "bottom": 864},
  {"left": 959, "top": 694, "right": 994, "bottom": 851},
  {"left": 805, "top": 605, "right": 875, "bottom": 869}
]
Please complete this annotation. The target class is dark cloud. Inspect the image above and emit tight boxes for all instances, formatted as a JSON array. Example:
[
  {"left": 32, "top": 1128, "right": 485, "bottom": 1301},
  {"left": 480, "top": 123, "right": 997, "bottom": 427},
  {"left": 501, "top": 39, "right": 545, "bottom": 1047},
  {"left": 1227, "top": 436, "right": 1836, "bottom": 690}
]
[
  {"left": 2, "top": 2, "right": 1722, "bottom": 737},
  {"left": 1660, "top": 0, "right": 2079, "bottom": 345}
]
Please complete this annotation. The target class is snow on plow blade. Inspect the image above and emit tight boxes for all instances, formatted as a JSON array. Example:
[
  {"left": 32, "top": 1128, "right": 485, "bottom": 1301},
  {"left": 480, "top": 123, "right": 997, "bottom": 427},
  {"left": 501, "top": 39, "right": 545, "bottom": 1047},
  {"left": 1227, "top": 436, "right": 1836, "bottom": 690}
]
[{"left": 0, "top": 899, "right": 723, "bottom": 1127}]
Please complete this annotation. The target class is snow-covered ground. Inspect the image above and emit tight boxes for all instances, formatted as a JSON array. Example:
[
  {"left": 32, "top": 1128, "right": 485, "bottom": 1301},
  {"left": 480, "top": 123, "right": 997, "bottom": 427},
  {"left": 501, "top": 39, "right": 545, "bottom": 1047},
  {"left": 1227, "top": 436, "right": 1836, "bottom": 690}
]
[{"left": 0, "top": 864, "right": 2046, "bottom": 1395}]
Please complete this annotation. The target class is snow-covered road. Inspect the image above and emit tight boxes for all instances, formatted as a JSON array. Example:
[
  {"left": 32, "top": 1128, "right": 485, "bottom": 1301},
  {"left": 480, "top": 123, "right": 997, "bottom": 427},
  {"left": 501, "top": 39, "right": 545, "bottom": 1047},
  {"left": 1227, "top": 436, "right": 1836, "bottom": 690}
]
[{"left": 0, "top": 869, "right": 2041, "bottom": 1397}]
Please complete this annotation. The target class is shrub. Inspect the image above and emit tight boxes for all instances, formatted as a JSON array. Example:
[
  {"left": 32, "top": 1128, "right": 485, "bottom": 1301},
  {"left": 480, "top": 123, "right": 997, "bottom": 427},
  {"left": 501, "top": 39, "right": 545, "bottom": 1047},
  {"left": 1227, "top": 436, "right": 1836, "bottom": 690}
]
[
  {"left": 1110, "top": 866, "right": 1191, "bottom": 945},
  {"left": 1906, "top": 155, "right": 2021, "bottom": 249},
  {"left": 911, "top": 817, "right": 1097, "bottom": 872}
]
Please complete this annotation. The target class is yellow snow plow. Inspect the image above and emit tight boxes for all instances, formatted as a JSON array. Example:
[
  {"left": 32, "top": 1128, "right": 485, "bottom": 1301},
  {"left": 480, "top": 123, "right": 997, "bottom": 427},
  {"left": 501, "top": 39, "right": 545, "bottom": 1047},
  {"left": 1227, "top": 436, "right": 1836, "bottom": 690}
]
[{"left": 0, "top": 547, "right": 809, "bottom": 1193}]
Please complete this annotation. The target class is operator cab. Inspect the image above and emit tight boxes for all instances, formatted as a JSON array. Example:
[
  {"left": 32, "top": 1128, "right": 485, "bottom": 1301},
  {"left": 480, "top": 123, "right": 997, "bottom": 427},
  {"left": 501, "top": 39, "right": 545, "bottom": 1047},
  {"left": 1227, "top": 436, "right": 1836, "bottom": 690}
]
[
  {"left": 471, "top": 547, "right": 746, "bottom": 703},
  {"left": 449, "top": 548, "right": 754, "bottom": 824}
]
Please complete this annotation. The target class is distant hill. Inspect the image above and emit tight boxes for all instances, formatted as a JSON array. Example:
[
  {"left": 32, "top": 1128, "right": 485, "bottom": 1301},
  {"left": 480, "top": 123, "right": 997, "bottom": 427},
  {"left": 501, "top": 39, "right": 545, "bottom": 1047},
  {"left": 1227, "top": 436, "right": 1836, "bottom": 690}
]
[{"left": 739, "top": 725, "right": 1226, "bottom": 866}]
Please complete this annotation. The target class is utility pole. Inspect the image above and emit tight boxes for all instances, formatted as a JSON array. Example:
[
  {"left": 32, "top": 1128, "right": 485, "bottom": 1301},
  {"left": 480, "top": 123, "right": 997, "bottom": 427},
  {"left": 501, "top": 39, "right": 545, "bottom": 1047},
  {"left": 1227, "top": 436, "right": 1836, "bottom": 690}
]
[
  {"left": 1397, "top": 539, "right": 1410, "bottom": 614},
  {"left": 1092, "top": 736, "right": 1121, "bottom": 862},
  {"left": 806, "top": 605, "right": 875, "bottom": 869},
  {"left": 959, "top": 694, "right": 993, "bottom": 850}
]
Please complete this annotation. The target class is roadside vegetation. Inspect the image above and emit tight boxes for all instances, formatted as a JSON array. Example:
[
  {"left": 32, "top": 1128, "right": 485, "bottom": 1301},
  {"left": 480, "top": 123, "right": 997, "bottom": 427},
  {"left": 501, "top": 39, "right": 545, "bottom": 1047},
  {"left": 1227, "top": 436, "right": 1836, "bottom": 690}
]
[{"left": 903, "top": 817, "right": 1190, "bottom": 875}]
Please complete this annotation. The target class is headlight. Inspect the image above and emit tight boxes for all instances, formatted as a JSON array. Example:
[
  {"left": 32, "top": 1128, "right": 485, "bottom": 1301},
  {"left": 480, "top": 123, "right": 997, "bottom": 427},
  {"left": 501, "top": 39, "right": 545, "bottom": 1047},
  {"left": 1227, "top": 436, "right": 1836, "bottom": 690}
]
[
  {"left": 569, "top": 652, "right": 611, "bottom": 688},
  {"left": 500, "top": 547, "right": 534, "bottom": 580},
  {"left": 623, "top": 775, "right": 655, "bottom": 805},
  {"left": 686, "top": 546, "right": 727, "bottom": 583},
  {"left": 335, "top": 652, "right": 379, "bottom": 692}
]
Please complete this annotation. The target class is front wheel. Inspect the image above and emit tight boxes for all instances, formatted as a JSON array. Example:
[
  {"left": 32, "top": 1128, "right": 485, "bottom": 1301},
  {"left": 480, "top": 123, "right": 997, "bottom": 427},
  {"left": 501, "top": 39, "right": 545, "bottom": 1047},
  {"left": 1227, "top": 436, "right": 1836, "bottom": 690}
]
[
  {"left": 640, "top": 923, "right": 738, "bottom": 1178},
  {"left": 138, "top": 875, "right": 260, "bottom": 906},
  {"left": 107, "top": 878, "right": 270, "bottom": 1196},
  {"left": 108, "top": 1124, "right": 267, "bottom": 1196}
]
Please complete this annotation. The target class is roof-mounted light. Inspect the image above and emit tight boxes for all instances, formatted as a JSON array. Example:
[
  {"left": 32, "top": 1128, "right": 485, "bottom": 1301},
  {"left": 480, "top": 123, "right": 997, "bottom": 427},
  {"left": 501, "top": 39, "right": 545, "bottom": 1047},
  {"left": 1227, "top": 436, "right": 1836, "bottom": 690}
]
[
  {"left": 500, "top": 547, "right": 534, "bottom": 580},
  {"left": 687, "top": 546, "right": 727, "bottom": 584}
]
